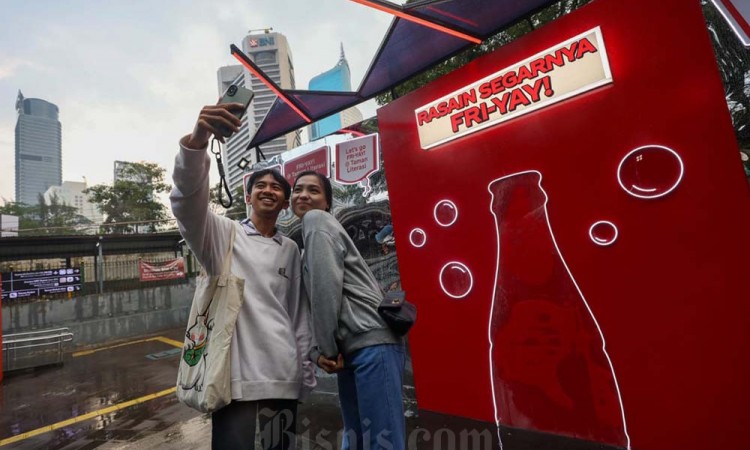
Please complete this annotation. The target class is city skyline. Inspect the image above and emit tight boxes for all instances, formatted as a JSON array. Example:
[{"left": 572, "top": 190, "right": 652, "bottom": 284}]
[{"left": 0, "top": 1, "right": 391, "bottom": 204}]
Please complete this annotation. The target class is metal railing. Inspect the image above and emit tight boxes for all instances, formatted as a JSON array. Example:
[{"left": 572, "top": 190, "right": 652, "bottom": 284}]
[{"left": 2, "top": 327, "right": 74, "bottom": 372}]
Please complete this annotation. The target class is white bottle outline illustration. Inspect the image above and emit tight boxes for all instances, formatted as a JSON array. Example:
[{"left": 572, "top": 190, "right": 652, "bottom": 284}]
[{"left": 486, "top": 170, "right": 631, "bottom": 450}]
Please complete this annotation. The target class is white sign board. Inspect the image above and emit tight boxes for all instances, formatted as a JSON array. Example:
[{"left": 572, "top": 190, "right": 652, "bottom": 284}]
[
  {"left": 334, "top": 133, "right": 380, "bottom": 196},
  {"left": 414, "top": 27, "right": 612, "bottom": 150}
]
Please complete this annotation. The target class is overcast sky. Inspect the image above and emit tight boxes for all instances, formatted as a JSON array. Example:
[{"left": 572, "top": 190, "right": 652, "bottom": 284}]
[{"left": 0, "top": 0, "right": 394, "bottom": 203}]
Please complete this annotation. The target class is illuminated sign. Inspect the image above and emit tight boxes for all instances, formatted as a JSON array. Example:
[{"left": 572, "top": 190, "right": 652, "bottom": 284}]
[
  {"left": 248, "top": 36, "right": 275, "bottom": 48},
  {"left": 1, "top": 267, "right": 82, "bottom": 300},
  {"left": 282, "top": 146, "right": 330, "bottom": 186},
  {"left": 414, "top": 27, "right": 612, "bottom": 150}
]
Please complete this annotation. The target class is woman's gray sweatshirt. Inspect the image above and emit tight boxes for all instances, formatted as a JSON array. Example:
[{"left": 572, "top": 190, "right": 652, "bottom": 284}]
[{"left": 301, "top": 209, "right": 401, "bottom": 362}]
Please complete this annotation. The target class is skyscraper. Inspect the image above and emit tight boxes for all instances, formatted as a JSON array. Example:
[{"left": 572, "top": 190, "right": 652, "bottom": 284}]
[
  {"left": 308, "top": 45, "right": 363, "bottom": 141},
  {"left": 218, "top": 30, "right": 302, "bottom": 191},
  {"left": 14, "top": 91, "right": 62, "bottom": 205}
]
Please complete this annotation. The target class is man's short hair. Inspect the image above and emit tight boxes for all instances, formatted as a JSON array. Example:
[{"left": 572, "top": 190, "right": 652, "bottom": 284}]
[{"left": 246, "top": 168, "right": 291, "bottom": 200}]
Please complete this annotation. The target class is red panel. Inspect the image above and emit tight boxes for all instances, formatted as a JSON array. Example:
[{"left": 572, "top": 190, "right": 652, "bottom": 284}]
[
  {"left": 0, "top": 278, "right": 3, "bottom": 382},
  {"left": 378, "top": 0, "right": 750, "bottom": 449}
]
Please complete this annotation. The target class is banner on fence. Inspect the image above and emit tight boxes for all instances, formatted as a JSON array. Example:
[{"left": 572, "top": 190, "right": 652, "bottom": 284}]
[{"left": 139, "top": 258, "right": 186, "bottom": 282}]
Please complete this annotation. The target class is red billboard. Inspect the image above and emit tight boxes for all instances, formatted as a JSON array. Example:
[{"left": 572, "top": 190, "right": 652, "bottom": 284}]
[
  {"left": 282, "top": 146, "right": 330, "bottom": 186},
  {"left": 138, "top": 258, "right": 186, "bottom": 282},
  {"left": 378, "top": 0, "right": 750, "bottom": 449}
]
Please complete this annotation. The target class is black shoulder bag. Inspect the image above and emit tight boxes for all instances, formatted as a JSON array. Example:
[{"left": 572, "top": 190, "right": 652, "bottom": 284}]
[{"left": 377, "top": 290, "right": 417, "bottom": 336}]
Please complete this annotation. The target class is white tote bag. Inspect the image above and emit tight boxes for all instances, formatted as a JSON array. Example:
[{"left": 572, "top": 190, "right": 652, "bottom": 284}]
[{"left": 176, "top": 225, "right": 245, "bottom": 413}]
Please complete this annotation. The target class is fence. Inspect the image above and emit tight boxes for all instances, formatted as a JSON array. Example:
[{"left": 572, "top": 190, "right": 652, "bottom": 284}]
[
  {"left": 0, "top": 252, "right": 199, "bottom": 306},
  {"left": 2, "top": 327, "right": 74, "bottom": 371}
]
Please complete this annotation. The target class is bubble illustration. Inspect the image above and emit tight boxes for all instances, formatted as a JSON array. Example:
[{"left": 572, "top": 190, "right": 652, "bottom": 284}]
[
  {"left": 589, "top": 221, "right": 619, "bottom": 246},
  {"left": 434, "top": 200, "right": 458, "bottom": 227},
  {"left": 409, "top": 228, "right": 427, "bottom": 248},
  {"left": 617, "top": 145, "right": 684, "bottom": 199},
  {"left": 439, "top": 262, "right": 473, "bottom": 299}
]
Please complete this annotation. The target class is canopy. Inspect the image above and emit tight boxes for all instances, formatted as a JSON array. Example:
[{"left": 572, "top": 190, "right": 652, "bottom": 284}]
[{"left": 243, "top": 0, "right": 558, "bottom": 150}]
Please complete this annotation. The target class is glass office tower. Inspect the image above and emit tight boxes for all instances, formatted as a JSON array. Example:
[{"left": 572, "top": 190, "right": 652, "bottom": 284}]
[
  {"left": 14, "top": 91, "right": 62, "bottom": 205},
  {"left": 308, "top": 45, "right": 363, "bottom": 141}
]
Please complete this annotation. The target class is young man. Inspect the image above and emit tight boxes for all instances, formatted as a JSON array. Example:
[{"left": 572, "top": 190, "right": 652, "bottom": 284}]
[
  {"left": 170, "top": 103, "right": 315, "bottom": 450},
  {"left": 291, "top": 170, "right": 406, "bottom": 450}
]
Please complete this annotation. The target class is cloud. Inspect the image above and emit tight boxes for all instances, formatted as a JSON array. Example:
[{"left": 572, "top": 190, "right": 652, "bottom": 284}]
[
  {"left": 0, "top": 59, "right": 29, "bottom": 80},
  {"left": 0, "top": 0, "right": 395, "bottom": 202}
]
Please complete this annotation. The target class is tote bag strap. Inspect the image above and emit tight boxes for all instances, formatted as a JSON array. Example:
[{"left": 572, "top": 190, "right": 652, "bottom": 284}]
[{"left": 218, "top": 224, "right": 236, "bottom": 287}]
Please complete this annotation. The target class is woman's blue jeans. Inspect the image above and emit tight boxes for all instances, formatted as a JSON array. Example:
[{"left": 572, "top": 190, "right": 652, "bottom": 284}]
[{"left": 336, "top": 343, "right": 406, "bottom": 450}]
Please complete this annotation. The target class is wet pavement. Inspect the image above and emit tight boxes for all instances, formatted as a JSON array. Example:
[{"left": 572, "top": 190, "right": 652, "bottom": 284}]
[
  {"left": 0, "top": 327, "right": 424, "bottom": 449},
  {"left": 0, "top": 327, "right": 619, "bottom": 450}
]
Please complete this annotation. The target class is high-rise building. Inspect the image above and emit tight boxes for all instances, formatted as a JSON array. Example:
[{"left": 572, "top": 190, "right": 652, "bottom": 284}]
[
  {"left": 43, "top": 180, "right": 102, "bottom": 224},
  {"left": 217, "top": 30, "right": 302, "bottom": 191},
  {"left": 308, "top": 45, "right": 363, "bottom": 141},
  {"left": 14, "top": 91, "right": 62, "bottom": 205}
]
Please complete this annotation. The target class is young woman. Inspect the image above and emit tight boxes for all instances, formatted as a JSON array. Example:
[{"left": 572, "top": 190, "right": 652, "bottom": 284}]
[{"left": 291, "top": 170, "right": 406, "bottom": 450}]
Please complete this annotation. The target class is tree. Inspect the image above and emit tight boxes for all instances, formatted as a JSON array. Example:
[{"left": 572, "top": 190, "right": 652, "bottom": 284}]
[
  {"left": 0, "top": 201, "right": 39, "bottom": 235},
  {"left": 210, "top": 183, "right": 247, "bottom": 220},
  {"left": 36, "top": 192, "right": 85, "bottom": 235},
  {"left": 85, "top": 161, "right": 171, "bottom": 233},
  {"left": 0, "top": 196, "right": 86, "bottom": 236}
]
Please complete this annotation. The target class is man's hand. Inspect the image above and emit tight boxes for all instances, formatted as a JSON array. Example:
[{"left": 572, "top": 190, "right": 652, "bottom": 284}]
[
  {"left": 317, "top": 354, "right": 345, "bottom": 374},
  {"left": 184, "top": 103, "right": 244, "bottom": 149}
]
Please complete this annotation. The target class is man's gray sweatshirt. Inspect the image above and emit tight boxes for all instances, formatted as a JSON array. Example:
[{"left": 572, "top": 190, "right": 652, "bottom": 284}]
[{"left": 301, "top": 209, "right": 401, "bottom": 362}]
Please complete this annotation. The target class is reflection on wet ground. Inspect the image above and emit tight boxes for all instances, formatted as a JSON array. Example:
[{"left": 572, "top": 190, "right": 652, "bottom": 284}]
[
  {"left": 0, "top": 328, "right": 193, "bottom": 449},
  {"left": 0, "top": 327, "right": 421, "bottom": 449},
  {"left": 0, "top": 327, "right": 619, "bottom": 449}
]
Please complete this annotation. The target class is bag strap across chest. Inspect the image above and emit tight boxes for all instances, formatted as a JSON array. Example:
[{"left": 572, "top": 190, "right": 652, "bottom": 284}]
[{"left": 218, "top": 224, "right": 236, "bottom": 287}]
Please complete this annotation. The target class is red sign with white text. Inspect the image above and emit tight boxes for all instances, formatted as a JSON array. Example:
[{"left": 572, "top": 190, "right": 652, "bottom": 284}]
[
  {"left": 378, "top": 0, "right": 750, "bottom": 449},
  {"left": 139, "top": 258, "right": 186, "bottom": 282},
  {"left": 282, "top": 146, "right": 330, "bottom": 185}
]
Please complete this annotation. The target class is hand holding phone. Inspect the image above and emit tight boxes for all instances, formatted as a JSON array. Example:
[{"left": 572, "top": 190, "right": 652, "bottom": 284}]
[
  {"left": 184, "top": 85, "right": 255, "bottom": 149},
  {"left": 217, "top": 84, "right": 254, "bottom": 138}
]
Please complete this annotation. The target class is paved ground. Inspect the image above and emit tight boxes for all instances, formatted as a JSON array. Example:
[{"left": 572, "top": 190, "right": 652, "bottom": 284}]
[
  {"left": 0, "top": 327, "right": 620, "bottom": 450},
  {"left": 0, "top": 327, "right": 456, "bottom": 450}
]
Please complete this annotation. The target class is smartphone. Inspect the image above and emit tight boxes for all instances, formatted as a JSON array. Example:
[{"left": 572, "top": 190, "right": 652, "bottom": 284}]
[{"left": 217, "top": 84, "right": 255, "bottom": 137}]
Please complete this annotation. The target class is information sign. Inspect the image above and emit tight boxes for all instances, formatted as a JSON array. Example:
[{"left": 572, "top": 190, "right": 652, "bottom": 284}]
[{"left": 1, "top": 267, "right": 82, "bottom": 300}]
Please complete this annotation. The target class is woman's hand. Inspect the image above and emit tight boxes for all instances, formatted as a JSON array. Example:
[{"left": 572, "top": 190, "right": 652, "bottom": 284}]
[{"left": 317, "top": 354, "right": 345, "bottom": 373}]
